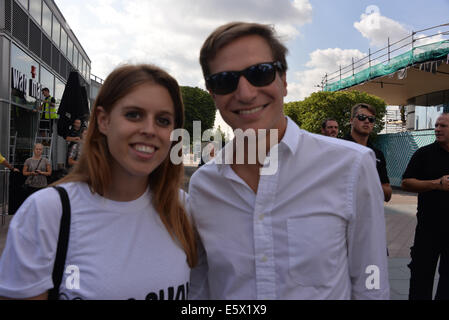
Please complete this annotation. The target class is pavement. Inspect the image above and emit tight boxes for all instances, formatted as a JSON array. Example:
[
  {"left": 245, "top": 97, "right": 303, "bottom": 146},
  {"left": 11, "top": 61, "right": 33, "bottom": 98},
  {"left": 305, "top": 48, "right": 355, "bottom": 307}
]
[{"left": 0, "top": 176, "right": 439, "bottom": 300}]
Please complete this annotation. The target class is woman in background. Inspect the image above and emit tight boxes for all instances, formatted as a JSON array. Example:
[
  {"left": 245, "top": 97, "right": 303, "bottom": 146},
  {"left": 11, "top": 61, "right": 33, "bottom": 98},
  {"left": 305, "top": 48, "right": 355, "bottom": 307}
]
[{"left": 22, "top": 143, "right": 51, "bottom": 195}]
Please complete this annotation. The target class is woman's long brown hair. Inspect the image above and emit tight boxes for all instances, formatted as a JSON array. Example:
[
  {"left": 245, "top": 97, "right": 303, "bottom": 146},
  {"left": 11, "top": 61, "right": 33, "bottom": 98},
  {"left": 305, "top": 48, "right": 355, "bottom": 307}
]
[{"left": 55, "top": 64, "right": 197, "bottom": 267}]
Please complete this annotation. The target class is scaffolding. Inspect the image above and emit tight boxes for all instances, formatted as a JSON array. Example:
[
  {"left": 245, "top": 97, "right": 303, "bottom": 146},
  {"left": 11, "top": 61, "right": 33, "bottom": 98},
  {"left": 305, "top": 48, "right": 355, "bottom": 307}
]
[{"left": 322, "top": 23, "right": 449, "bottom": 92}]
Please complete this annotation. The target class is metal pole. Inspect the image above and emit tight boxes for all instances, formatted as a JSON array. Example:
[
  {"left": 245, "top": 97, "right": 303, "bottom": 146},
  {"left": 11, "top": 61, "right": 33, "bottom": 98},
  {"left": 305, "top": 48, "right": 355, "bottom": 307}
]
[
  {"left": 388, "top": 37, "right": 390, "bottom": 63},
  {"left": 352, "top": 58, "right": 355, "bottom": 76},
  {"left": 1, "top": 169, "right": 8, "bottom": 226},
  {"left": 369, "top": 48, "right": 372, "bottom": 77}
]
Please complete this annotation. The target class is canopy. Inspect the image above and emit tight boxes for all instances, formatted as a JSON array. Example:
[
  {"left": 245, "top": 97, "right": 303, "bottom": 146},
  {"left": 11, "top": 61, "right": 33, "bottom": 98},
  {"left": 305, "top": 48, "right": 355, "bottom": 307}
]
[{"left": 57, "top": 71, "right": 90, "bottom": 137}]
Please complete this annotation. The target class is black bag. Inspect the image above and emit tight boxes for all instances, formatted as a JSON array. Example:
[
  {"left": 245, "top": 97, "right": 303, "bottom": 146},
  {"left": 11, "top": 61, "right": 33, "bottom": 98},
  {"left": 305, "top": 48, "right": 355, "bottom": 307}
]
[{"left": 48, "top": 186, "right": 71, "bottom": 300}]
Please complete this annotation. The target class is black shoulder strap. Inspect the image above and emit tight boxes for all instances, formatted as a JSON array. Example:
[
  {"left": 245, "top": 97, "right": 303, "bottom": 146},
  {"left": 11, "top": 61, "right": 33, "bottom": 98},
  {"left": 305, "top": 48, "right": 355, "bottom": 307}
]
[{"left": 48, "top": 186, "right": 71, "bottom": 300}]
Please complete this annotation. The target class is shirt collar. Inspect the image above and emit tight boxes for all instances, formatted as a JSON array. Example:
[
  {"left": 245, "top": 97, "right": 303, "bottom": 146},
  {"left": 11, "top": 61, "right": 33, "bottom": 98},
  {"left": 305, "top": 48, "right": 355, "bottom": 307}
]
[{"left": 214, "top": 116, "right": 300, "bottom": 173}]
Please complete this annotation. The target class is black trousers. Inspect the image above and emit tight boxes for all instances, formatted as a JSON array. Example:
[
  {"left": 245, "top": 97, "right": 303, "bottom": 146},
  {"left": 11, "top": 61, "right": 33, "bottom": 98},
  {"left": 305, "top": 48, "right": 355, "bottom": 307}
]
[{"left": 408, "top": 215, "right": 449, "bottom": 300}]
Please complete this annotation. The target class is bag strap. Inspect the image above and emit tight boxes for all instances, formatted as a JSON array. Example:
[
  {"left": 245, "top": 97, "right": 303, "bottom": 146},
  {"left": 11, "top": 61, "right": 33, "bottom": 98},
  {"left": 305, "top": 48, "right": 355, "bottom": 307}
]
[{"left": 48, "top": 186, "right": 71, "bottom": 300}]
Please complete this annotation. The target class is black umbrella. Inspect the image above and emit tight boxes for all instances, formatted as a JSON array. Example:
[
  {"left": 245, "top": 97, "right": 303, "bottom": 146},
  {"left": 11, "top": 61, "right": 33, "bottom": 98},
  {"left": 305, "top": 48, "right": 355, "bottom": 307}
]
[{"left": 57, "top": 71, "right": 90, "bottom": 138}]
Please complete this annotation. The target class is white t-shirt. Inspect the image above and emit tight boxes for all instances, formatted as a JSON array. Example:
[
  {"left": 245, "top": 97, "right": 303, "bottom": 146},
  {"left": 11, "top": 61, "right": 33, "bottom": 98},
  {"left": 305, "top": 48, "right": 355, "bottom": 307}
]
[{"left": 0, "top": 182, "right": 190, "bottom": 300}]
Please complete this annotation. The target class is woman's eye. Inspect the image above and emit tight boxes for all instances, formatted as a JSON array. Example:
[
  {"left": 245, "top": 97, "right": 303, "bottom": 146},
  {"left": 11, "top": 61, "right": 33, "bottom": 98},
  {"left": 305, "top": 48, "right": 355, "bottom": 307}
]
[
  {"left": 125, "top": 111, "right": 141, "bottom": 120},
  {"left": 157, "top": 117, "right": 172, "bottom": 126}
]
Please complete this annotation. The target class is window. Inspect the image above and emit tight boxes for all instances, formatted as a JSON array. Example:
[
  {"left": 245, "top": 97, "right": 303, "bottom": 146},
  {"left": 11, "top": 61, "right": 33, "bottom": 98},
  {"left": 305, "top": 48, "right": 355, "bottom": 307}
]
[
  {"left": 52, "top": 17, "right": 60, "bottom": 47},
  {"left": 54, "top": 77, "right": 65, "bottom": 113},
  {"left": 40, "top": 66, "right": 55, "bottom": 96},
  {"left": 60, "top": 28, "right": 67, "bottom": 56},
  {"left": 73, "top": 46, "right": 79, "bottom": 68},
  {"left": 17, "top": 0, "right": 28, "bottom": 10},
  {"left": 10, "top": 43, "right": 40, "bottom": 109},
  {"left": 67, "top": 39, "right": 73, "bottom": 64},
  {"left": 42, "top": 2, "right": 52, "bottom": 36},
  {"left": 29, "top": 0, "right": 42, "bottom": 25}
]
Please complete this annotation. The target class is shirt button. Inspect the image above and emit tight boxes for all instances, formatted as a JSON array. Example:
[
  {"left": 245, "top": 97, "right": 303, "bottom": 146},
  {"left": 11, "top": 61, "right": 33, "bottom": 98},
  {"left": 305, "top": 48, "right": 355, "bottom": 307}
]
[
  {"left": 259, "top": 214, "right": 265, "bottom": 221},
  {"left": 261, "top": 255, "right": 268, "bottom": 262}
]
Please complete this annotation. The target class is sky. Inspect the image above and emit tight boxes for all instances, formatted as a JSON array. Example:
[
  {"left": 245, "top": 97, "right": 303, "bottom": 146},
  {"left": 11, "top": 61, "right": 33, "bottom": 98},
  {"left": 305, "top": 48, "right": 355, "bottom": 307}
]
[{"left": 54, "top": 0, "right": 449, "bottom": 132}]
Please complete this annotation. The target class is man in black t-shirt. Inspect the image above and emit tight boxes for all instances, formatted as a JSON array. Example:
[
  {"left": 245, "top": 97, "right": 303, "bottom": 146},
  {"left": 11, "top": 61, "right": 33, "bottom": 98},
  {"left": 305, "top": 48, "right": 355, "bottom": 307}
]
[
  {"left": 402, "top": 113, "right": 449, "bottom": 300},
  {"left": 344, "top": 103, "right": 392, "bottom": 202}
]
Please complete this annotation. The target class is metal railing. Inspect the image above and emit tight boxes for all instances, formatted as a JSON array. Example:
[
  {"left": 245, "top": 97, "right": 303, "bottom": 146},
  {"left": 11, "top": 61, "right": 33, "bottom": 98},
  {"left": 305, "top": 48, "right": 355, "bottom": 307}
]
[
  {"left": 1, "top": 169, "right": 10, "bottom": 226},
  {"left": 321, "top": 23, "right": 449, "bottom": 90},
  {"left": 90, "top": 74, "right": 104, "bottom": 85}
]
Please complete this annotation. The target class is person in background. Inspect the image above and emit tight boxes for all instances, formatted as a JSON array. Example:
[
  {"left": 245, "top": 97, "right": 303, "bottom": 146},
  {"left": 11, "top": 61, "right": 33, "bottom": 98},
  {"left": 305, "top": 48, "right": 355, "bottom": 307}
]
[
  {"left": 321, "top": 118, "right": 339, "bottom": 137},
  {"left": 343, "top": 103, "right": 392, "bottom": 202},
  {"left": 67, "top": 127, "right": 87, "bottom": 169},
  {"left": 38, "top": 88, "right": 57, "bottom": 133},
  {"left": 0, "top": 64, "right": 197, "bottom": 300},
  {"left": 0, "top": 153, "right": 19, "bottom": 173},
  {"left": 402, "top": 112, "right": 449, "bottom": 300},
  {"left": 22, "top": 143, "right": 52, "bottom": 195}
]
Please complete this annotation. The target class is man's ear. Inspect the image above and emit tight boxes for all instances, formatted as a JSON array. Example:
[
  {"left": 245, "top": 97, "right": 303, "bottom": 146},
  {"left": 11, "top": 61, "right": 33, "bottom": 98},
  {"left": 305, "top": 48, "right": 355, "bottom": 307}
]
[{"left": 96, "top": 106, "right": 109, "bottom": 135}]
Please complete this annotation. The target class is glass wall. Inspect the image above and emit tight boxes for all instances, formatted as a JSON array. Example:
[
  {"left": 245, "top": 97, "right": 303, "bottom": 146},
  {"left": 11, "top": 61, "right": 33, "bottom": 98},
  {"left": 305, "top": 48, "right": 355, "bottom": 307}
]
[
  {"left": 17, "top": 0, "right": 28, "bottom": 10},
  {"left": 52, "top": 16, "right": 60, "bottom": 47},
  {"left": 60, "top": 28, "right": 67, "bottom": 55},
  {"left": 409, "top": 89, "right": 449, "bottom": 130},
  {"left": 415, "top": 106, "right": 444, "bottom": 130},
  {"left": 42, "top": 1, "right": 52, "bottom": 37},
  {"left": 10, "top": 43, "right": 40, "bottom": 110},
  {"left": 54, "top": 77, "right": 65, "bottom": 113},
  {"left": 29, "top": 0, "right": 42, "bottom": 25},
  {"left": 40, "top": 66, "right": 55, "bottom": 96}
]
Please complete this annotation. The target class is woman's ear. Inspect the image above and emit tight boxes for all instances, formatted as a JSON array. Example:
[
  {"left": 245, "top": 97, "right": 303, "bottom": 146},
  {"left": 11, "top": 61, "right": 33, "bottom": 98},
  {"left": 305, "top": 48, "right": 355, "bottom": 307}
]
[{"left": 96, "top": 106, "right": 109, "bottom": 135}]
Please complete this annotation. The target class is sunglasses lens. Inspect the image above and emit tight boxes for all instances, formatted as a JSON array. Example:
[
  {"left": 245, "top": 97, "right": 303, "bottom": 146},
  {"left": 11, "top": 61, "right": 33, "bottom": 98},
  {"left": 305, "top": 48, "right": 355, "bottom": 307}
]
[
  {"left": 207, "top": 62, "right": 280, "bottom": 95},
  {"left": 245, "top": 63, "right": 276, "bottom": 87},
  {"left": 357, "top": 114, "right": 375, "bottom": 123},
  {"left": 206, "top": 72, "right": 240, "bottom": 95}
]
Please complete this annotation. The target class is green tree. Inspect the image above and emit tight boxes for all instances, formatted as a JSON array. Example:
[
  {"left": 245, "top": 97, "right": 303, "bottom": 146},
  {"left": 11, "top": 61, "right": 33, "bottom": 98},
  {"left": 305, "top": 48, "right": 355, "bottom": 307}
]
[
  {"left": 181, "top": 86, "right": 216, "bottom": 139},
  {"left": 284, "top": 90, "right": 387, "bottom": 138}
]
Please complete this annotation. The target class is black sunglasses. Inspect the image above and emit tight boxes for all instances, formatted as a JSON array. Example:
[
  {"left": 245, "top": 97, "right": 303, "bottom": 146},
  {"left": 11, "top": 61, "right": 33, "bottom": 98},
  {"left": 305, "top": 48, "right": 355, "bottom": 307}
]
[
  {"left": 205, "top": 61, "right": 284, "bottom": 95},
  {"left": 356, "top": 114, "right": 376, "bottom": 123}
]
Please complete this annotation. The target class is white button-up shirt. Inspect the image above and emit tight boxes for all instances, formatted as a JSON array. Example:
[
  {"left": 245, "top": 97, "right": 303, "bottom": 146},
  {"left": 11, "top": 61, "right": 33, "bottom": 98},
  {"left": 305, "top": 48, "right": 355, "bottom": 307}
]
[{"left": 188, "top": 117, "right": 389, "bottom": 300}]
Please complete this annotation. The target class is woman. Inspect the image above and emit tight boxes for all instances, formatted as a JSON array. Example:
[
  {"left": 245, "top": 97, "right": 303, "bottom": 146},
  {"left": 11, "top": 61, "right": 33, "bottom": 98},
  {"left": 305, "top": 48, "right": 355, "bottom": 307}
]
[
  {"left": 22, "top": 143, "right": 52, "bottom": 194},
  {"left": 0, "top": 64, "right": 197, "bottom": 300}
]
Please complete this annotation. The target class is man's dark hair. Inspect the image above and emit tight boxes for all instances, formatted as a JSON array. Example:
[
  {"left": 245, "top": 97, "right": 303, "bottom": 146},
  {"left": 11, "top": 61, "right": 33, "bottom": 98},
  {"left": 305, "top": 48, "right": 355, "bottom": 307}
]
[
  {"left": 200, "top": 22, "right": 288, "bottom": 79},
  {"left": 351, "top": 103, "right": 376, "bottom": 118},
  {"left": 42, "top": 88, "right": 49, "bottom": 92},
  {"left": 322, "top": 118, "right": 338, "bottom": 129}
]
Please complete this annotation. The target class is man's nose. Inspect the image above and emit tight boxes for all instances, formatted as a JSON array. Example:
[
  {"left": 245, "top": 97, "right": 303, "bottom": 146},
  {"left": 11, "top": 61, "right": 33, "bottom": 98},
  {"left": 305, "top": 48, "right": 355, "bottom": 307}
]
[{"left": 234, "top": 75, "right": 257, "bottom": 102}]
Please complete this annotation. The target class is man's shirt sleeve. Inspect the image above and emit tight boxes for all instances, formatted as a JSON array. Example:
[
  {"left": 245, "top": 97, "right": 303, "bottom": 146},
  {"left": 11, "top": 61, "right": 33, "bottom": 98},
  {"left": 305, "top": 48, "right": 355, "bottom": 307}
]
[
  {"left": 347, "top": 150, "right": 390, "bottom": 299},
  {"left": 402, "top": 149, "right": 423, "bottom": 180}
]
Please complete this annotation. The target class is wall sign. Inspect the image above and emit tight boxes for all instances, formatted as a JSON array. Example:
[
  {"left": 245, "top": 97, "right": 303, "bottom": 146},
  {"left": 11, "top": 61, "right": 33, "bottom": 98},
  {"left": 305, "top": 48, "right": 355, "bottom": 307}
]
[{"left": 11, "top": 67, "right": 43, "bottom": 100}]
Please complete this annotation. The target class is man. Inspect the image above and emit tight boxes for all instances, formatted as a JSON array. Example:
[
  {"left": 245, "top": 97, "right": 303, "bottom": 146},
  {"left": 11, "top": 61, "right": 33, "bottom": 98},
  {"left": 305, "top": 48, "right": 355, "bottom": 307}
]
[
  {"left": 344, "top": 103, "right": 392, "bottom": 202},
  {"left": 65, "top": 118, "right": 82, "bottom": 144},
  {"left": 67, "top": 127, "right": 87, "bottom": 169},
  {"left": 0, "top": 153, "right": 19, "bottom": 173},
  {"left": 321, "top": 118, "right": 339, "bottom": 137},
  {"left": 64, "top": 118, "right": 82, "bottom": 167},
  {"left": 38, "top": 88, "right": 57, "bottom": 132},
  {"left": 188, "top": 22, "right": 389, "bottom": 299},
  {"left": 401, "top": 113, "right": 449, "bottom": 300}
]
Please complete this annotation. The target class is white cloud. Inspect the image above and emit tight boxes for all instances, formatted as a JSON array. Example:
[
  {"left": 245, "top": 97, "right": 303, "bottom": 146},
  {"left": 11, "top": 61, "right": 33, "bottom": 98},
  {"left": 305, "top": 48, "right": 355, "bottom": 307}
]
[
  {"left": 286, "top": 48, "right": 366, "bottom": 102},
  {"left": 354, "top": 11, "right": 447, "bottom": 49},
  {"left": 55, "top": 0, "right": 313, "bottom": 86}
]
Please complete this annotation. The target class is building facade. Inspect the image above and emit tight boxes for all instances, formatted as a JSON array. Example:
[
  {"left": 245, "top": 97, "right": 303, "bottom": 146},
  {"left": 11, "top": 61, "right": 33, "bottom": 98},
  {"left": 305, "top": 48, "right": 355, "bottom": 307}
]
[{"left": 1, "top": 0, "right": 91, "bottom": 215}]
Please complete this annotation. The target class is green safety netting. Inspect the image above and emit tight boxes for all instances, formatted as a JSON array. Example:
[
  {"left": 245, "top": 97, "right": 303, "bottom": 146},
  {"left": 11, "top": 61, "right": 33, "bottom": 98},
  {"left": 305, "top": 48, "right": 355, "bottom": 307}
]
[{"left": 324, "top": 40, "right": 449, "bottom": 92}]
